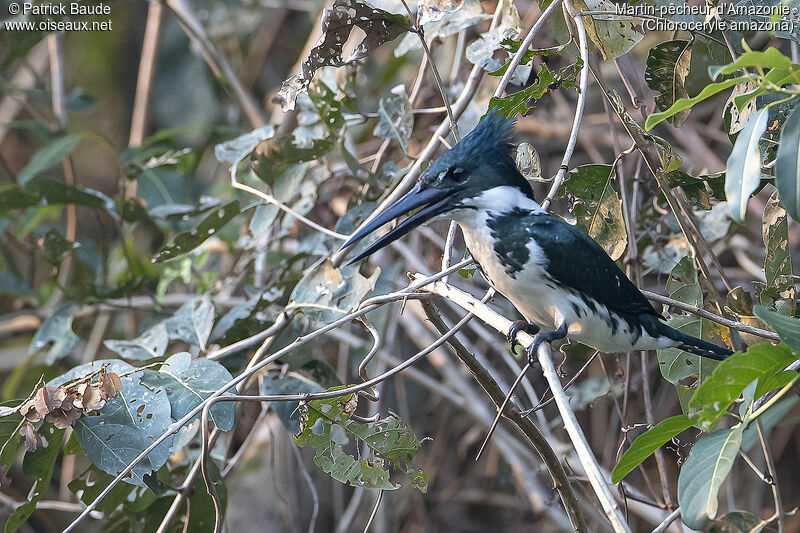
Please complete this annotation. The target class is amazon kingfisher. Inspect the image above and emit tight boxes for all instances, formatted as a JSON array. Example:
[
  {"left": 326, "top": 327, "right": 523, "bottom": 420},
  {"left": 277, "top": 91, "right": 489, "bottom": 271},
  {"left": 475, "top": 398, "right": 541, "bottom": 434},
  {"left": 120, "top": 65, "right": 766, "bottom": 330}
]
[{"left": 340, "top": 111, "right": 733, "bottom": 363}]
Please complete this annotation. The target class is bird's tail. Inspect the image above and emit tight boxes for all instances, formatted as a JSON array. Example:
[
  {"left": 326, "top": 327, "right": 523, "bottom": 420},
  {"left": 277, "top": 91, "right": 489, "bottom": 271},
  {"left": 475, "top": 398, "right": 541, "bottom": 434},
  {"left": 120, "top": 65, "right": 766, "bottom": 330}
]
[{"left": 658, "top": 324, "right": 733, "bottom": 361}]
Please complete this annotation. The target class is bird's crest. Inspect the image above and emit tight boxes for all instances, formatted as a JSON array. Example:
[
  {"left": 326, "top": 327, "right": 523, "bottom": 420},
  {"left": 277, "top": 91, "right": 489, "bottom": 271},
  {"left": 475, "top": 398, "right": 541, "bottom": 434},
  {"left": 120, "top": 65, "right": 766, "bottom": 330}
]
[{"left": 457, "top": 109, "right": 517, "bottom": 161}]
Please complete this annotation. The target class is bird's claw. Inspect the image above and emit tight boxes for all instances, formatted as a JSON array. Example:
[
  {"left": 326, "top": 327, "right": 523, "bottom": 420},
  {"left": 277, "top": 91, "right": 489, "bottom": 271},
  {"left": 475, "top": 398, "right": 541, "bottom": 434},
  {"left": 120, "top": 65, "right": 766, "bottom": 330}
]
[
  {"left": 507, "top": 320, "right": 539, "bottom": 353},
  {"left": 524, "top": 323, "right": 570, "bottom": 366}
]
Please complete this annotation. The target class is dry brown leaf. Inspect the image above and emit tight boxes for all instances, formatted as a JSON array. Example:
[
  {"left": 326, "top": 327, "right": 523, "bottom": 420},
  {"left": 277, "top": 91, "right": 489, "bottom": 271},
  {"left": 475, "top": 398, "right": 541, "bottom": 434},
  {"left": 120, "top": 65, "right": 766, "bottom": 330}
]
[
  {"left": 45, "top": 403, "right": 82, "bottom": 430},
  {"left": 99, "top": 372, "right": 122, "bottom": 399},
  {"left": 20, "top": 423, "right": 43, "bottom": 452}
]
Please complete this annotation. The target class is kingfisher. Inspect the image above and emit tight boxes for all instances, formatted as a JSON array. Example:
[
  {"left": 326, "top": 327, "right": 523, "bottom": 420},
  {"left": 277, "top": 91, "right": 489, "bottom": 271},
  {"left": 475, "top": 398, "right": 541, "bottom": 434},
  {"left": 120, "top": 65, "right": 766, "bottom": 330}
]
[{"left": 339, "top": 112, "right": 732, "bottom": 363}]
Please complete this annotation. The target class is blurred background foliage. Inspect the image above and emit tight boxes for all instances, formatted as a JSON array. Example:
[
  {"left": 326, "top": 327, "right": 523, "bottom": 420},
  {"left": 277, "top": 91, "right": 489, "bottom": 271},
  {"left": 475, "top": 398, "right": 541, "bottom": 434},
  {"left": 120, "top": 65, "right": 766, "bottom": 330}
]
[{"left": 0, "top": 0, "right": 799, "bottom": 531}]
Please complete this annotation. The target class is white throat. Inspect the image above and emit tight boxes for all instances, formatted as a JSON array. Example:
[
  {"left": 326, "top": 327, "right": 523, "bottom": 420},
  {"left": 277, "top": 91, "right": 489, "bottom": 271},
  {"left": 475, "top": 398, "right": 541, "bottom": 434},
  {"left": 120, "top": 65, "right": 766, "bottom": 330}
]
[{"left": 448, "top": 185, "right": 543, "bottom": 224}]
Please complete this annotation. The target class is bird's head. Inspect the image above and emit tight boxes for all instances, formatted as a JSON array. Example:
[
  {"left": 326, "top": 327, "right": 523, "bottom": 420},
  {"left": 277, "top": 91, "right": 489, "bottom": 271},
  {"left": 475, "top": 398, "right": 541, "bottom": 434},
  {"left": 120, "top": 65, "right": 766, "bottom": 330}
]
[{"left": 340, "top": 110, "right": 536, "bottom": 264}]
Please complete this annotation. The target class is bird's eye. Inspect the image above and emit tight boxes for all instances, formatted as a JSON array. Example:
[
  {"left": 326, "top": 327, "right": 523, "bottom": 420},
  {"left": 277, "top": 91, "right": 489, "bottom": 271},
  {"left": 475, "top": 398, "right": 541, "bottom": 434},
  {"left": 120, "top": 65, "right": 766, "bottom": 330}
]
[{"left": 451, "top": 167, "right": 468, "bottom": 182}]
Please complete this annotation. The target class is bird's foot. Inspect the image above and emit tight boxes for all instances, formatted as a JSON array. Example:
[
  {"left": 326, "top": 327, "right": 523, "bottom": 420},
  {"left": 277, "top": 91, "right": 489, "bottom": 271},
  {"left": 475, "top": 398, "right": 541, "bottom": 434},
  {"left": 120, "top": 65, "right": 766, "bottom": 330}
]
[
  {"left": 525, "top": 323, "right": 569, "bottom": 366},
  {"left": 507, "top": 320, "right": 540, "bottom": 353}
]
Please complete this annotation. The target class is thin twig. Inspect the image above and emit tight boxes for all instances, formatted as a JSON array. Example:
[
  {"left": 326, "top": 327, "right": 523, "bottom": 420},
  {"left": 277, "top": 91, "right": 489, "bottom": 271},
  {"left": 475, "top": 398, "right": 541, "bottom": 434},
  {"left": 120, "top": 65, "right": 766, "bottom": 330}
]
[
  {"left": 62, "top": 260, "right": 472, "bottom": 531},
  {"left": 420, "top": 299, "right": 587, "bottom": 532},
  {"left": 362, "top": 490, "right": 383, "bottom": 533},
  {"left": 166, "top": 0, "right": 265, "bottom": 128},
  {"left": 542, "top": 0, "right": 589, "bottom": 211},
  {"left": 649, "top": 507, "right": 680, "bottom": 533},
  {"left": 641, "top": 290, "right": 780, "bottom": 342},
  {"left": 331, "top": 5, "right": 507, "bottom": 267},
  {"left": 537, "top": 342, "right": 631, "bottom": 533},
  {"left": 493, "top": 0, "right": 565, "bottom": 98},
  {"left": 129, "top": 1, "right": 164, "bottom": 149}
]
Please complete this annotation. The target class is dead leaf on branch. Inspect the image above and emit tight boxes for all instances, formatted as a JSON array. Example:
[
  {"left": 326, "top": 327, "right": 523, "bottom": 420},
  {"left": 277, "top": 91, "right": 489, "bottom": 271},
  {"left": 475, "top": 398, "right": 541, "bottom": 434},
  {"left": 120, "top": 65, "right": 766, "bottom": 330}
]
[
  {"left": 277, "top": 0, "right": 411, "bottom": 111},
  {"left": 17, "top": 371, "right": 122, "bottom": 430}
]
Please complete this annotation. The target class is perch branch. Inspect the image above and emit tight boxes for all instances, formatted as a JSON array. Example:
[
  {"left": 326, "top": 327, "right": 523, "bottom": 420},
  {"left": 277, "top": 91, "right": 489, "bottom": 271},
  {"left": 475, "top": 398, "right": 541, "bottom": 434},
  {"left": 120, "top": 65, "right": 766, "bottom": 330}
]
[{"left": 412, "top": 275, "right": 628, "bottom": 532}]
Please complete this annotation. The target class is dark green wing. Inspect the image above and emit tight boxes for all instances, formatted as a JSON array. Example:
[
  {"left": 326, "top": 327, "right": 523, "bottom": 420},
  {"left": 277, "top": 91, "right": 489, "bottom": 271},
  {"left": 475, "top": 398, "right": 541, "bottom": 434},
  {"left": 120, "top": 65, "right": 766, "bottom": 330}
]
[{"left": 490, "top": 211, "right": 661, "bottom": 318}]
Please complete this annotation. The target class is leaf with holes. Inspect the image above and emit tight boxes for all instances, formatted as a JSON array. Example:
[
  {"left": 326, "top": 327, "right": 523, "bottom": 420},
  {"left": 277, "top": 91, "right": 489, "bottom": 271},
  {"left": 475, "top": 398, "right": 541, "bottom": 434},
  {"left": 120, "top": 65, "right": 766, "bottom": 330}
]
[
  {"left": 153, "top": 200, "right": 240, "bottom": 262},
  {"left": 612, "top": 414, "right": 693, "bottom": 483},
  {"left": 489, "top": 61, "right": 581, "bottom": 118},
  {"left": 678, "top": 426, "right": 743, "bottom": 528},
  {"left": 562, "top": 164, "right": 627, "bottom": 261},
  {"left": 688, "top": 343, "right": 797, "bottom": 431},
  {"left": 657, "top": 258, "right": 727, "bottom": 409},
  {"left": 775, "top": 101, "right": 800, "bottom": 222},
  {"left": 277, "top": 0, "right": 411, "bottom": 111},
  {"left": 762, "top": 191, "right": 795, "bottom": 310},
  {"left": 49, "top": 360, "right": 174, "bottom": 487},
  {"left": 573, "top": 0, "right": 642, "bottom": 60},
  {"left": 29, "top": 303, "right": 80, "bottom": 364},
  {"left": 164, "top": 294, "right": 215, "bottom": 350},
  {"left": 726, "top": 108, "right": 768, "bottom": 223},
  {"left": 645, "top": 40, "right": 692, "bottom": 127},
  {"left": 295, "top": 394, "right": 427, "bottom": 492},
  {"left": 140, "top": 352, "right": 235, "bottom": 431},
  {"left": 289, "top": 261, "right": 379, "bottom": 323}
]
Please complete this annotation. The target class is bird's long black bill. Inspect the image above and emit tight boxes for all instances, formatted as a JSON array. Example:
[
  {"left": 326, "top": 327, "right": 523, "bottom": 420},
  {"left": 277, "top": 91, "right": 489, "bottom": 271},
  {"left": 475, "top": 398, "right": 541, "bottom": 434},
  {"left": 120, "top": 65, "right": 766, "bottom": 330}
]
[{"left": 340, "top": 185, "right": 449, "bottom": 264}]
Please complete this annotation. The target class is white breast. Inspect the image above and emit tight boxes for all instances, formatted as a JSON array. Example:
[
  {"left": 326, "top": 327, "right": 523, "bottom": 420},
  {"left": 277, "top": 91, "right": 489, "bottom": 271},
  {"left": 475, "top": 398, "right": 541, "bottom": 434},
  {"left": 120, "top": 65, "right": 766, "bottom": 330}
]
[{"left": 455, "top": 206, "right": 678, "bottom": 353}]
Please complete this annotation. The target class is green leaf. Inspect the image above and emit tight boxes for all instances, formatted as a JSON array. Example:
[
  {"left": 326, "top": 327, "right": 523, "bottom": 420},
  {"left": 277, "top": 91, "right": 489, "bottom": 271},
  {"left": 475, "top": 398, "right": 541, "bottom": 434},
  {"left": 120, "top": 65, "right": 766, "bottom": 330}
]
[
  {"left": 68, "top": 466, "right": 136, "bottom": 514},
  {"left": 18, "top": 134, "right": 82, "bottom": 185},
  {"left": 50, "top": 360, "right": 174, "bottom": 487},
  {"left": 678, "top": 426, "right": 743, "bottom": 529},
  {"left": 761, "top": 190, "right": 795, "bottom": 309},
  {"left": 153, "top": 200, "right": 240, "bottom": 262},
  {"left": 709, "top": 510, "right": 762, "bottom": 533},
  {"left": 491, "top": 39, "right": 568, "bottom": 76},
  {"left": 104, "top": 323, "right": 169, "bottom": 361},
  {"left": 0, "top": 401, "right": 22, "bottom": 468},
  {"left": 708, "top": 47, "right": 793, "bottom": 79},
  {"left": 645, "top": 40, "right": 693, "bottom": 127},
  {"left": 612, "top": 414, "right": 693, "bottom": 483},
  {"left": 374, "top": 85, "right": 414, "bottom": 154},
  {"left": 775, "top": 101, "right": 800, "bottom": 222},
  {"left": 563, "top": 164, "right": 627, "bottom": 260},
  {"left": 140, "top": 352, "right": 235, "bottom": 431},
  {"left": 289, "top": 261, "right": 379, "bottom": 323},
  {"left": 164, "top": 295, "right": 215, "bottom": 350},
  {"left": 0, "top": 178, "right": 118, "bottom": 218},
  {"left": 573, "top": 0, "right": 642, "bottom": 60},
  {"left": 645, "top": 76, "right": 748, "bottom": 130},
  {"left": 754, "top": 305, "right": 800, "bottom": 353},
  {"left": 666, "top": 170, "right": 725, "bottom": 210},
  {"left": 5, "top": 425, "right": 64, "bottom": 533},
  {"left": 688, "top": 343, "right": 797, "bottom": 431},
  {"left": 658, "top": 258, "right": 726, "bottom": 406},
  {"left": 295, "top": 394, "right": 427, "bottom": 491},
  {"left": 489, "top": 64, "right": 557, "bottom": 118},
  {"left": 726, "top": 107, "right": 768, "bottom": 222},
  {"left": 29, "top": 303, "right": 80, "bottom": 364}
]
